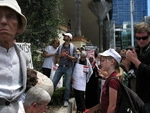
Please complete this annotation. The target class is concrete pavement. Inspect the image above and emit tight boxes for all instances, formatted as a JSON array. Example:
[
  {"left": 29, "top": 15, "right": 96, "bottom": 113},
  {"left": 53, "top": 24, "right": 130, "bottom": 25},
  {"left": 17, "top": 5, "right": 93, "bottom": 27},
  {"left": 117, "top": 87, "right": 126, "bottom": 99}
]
[{"left": 55, "top": 98, "right": 76, "bottom": 113}]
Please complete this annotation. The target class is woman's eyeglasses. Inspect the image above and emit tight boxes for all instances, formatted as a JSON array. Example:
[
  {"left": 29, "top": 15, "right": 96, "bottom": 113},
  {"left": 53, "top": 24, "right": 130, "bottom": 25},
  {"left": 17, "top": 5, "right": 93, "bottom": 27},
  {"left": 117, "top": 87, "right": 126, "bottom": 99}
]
[{"left": 135, "top": 35, "right": 149, "bottom": 40}]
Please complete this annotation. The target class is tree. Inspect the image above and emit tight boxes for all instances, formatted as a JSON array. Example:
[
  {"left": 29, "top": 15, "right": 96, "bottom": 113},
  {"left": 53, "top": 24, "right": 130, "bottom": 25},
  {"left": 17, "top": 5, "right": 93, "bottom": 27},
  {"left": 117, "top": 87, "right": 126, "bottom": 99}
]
[{"left": 17, "top": 0, "right": 64, "bottom": 70}]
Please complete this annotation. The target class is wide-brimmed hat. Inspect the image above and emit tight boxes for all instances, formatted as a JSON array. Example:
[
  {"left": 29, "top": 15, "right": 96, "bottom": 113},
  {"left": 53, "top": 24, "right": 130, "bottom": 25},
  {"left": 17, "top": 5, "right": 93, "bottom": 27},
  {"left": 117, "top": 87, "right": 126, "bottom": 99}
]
[
  {"left": 0, "top": 0, "right": 27, "bottom": 35},
  {"left": 100, "top": 48, "right": 121, "bottom": 64}
]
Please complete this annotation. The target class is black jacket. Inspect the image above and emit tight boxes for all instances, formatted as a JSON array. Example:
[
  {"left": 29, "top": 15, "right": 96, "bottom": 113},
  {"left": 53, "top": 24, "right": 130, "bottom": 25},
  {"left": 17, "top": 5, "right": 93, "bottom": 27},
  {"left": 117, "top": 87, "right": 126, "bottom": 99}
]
[{"left": 135, "top": 43, "right": 150, "bottom": 103}]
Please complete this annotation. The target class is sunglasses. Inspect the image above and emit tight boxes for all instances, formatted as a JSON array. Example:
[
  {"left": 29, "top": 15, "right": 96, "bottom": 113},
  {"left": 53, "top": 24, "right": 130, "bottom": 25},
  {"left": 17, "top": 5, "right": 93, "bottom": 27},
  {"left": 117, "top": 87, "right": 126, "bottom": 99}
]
[{"left": 135, "top": 35, "right": 149, "bottom": 40}]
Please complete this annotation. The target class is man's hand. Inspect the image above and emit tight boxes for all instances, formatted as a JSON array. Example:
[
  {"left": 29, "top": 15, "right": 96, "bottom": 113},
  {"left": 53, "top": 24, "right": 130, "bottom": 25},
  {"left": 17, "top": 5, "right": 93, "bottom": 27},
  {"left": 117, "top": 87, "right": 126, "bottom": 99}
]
[
  {"left": 126, "top": 49, "right": 137, "bottom": 61},
  {"left": 61, "top": 50, "right": 68, "bottom": 57},
  {"left": 126, "top": 49, "right": 141, "bottom": 68}
]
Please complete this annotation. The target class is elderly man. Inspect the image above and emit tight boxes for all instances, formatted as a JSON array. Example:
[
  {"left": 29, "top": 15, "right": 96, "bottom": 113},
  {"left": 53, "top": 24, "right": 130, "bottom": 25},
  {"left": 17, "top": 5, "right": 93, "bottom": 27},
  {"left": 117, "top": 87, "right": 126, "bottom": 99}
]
[
  {"left": 126, "top": 22, "right": 150, "bottom": 113},
  {"left": 0, "top": 0, "right": 29, "bottom": 112},
  {"left": 72, "top": 50, "right": 93, "bottom": 113},
  {"left": 52, "top": 33, "right": 77, "bottom": 107},
  {"left": 23, "top": 86, "right": 51, "bottom": 113}
]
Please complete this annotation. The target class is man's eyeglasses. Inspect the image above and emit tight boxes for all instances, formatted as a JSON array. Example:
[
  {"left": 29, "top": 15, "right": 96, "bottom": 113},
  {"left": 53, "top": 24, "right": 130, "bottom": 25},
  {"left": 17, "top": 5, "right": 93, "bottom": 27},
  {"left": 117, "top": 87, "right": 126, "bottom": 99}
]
[{"left": 135, "top": 35, "right": 149, "bottom": 40}]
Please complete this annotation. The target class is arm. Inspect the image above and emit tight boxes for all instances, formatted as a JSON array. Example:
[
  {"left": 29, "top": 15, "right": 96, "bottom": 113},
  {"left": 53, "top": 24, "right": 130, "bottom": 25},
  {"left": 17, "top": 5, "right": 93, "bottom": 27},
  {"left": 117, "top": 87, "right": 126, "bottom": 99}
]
[
  {"left": 43, "top": 51, "right": 55, "bottom": 58},
  {"left": 66, "top": 54, "right": 77, "bottom": 61},
  {"left": 86, "top": 59, "right": 93, "bottom": 82},
  {"left": 126, "top": 50, "right": 141, "bottom": 68},
  {"left": 126, "top": 49, "right": 150, "bottom": 78},
  {"left": 54, "top": 54, "right": 60, "bottom": 64},
  {"left": 107, "top": 87, "right": 118, "bottom": 113},
  {"left": 65, "top": 46, "right": 77, "bottom": 61},
  {"left": 54, "top": 49, "right": 74, "bottom": 64}
]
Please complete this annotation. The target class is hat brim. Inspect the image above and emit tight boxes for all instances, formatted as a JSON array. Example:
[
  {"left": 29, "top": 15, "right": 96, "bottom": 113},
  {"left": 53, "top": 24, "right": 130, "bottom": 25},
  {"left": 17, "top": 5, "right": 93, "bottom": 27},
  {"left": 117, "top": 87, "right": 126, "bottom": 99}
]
[
  {"left": 100, "top": 53, "right": 109, "bottom": 57},
  {"left": 62, "top": 34, "right": 66, "bottom": 36},
  {"left": 0, "top": 3, "right": 27, "bottom": 35},
  {"left": 62, "top": 33, "right": 72, "bottom": 39}
]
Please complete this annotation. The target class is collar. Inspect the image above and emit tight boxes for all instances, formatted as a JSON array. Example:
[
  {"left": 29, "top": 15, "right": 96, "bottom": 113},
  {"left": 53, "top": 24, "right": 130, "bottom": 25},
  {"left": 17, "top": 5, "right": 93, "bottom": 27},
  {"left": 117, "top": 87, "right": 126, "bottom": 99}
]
[
  {"left": 136, "top": 43, "right": 150, "bottom": 53},
  {"left": 63, "top": 43, "right": 71, "bottom": 48}
]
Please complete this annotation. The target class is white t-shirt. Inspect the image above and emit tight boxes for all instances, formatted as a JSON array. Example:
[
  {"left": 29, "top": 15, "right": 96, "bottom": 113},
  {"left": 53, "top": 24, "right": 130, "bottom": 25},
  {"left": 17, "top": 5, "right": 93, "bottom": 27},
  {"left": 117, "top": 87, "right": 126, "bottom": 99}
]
[{"left": 42, "top": 46, "right": 58, "bottom": 69}]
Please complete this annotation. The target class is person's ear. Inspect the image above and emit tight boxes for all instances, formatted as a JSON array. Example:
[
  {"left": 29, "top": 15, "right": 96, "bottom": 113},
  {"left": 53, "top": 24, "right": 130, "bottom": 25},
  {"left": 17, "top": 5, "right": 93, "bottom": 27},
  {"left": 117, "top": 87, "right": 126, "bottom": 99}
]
[
  {"left": 31, "top": 102, "right": 38, "bottom": 108},
  {"left": 110, "top": 58, "right": 115, "bottom": 65}
]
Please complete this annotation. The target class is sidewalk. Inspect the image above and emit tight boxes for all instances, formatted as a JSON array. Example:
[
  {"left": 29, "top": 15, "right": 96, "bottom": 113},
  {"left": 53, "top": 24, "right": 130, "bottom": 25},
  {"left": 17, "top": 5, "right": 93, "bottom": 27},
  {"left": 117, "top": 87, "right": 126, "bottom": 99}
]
[{"left": 55, "top": 98, "right": 76, "bottom": 113}]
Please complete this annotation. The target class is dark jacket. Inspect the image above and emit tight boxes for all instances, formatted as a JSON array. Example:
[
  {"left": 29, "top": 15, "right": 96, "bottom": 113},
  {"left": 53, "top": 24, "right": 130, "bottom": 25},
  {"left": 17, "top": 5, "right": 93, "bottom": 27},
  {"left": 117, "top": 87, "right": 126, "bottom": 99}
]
[{"left": 135, "top": 43, "right": 150, "bottom": 103}]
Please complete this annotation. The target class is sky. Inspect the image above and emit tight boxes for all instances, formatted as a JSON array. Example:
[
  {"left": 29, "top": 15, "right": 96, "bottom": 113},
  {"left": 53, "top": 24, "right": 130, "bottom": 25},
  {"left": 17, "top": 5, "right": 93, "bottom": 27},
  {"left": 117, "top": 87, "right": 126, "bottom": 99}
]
[{"left": 148, "top": 0, "right": 150, "bottom": 16}]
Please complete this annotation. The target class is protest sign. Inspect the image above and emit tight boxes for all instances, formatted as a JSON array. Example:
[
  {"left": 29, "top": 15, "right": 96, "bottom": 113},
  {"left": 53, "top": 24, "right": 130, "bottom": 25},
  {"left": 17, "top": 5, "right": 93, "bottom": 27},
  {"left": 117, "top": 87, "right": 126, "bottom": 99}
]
[{"left": 16, "top": 42, "right": 33, "bottom": 68}]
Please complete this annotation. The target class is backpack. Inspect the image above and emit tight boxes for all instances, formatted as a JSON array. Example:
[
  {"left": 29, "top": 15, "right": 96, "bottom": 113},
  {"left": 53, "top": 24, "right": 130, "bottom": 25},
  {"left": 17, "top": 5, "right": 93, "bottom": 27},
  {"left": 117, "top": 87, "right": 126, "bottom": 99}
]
[{"left": 108, "top": 77, "right": 145, "bottom": 113}]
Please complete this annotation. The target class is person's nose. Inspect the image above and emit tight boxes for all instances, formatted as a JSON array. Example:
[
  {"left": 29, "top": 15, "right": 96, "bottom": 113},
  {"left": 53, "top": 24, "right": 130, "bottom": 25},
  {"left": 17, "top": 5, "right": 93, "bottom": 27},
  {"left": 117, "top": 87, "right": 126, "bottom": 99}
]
[{"left": 0, "top": 15, "right": 7, "bottom": 25}]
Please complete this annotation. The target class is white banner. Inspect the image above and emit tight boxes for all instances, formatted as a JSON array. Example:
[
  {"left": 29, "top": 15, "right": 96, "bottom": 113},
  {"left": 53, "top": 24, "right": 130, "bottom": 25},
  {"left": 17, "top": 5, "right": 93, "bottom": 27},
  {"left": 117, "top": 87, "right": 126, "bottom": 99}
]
[{"left": 16, "top": 42, "right": 33, "bottom": 69}]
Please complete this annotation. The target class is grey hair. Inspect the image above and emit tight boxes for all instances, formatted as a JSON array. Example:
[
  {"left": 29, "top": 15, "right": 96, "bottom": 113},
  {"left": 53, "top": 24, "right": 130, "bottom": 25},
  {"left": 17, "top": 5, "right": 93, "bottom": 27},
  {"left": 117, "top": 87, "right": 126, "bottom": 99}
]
[
  {"left": 80, "top": 50, "right": 87, "bottom": 57},
  {"left": 24, "top": 86, "right": 51, "bottom": 106}
]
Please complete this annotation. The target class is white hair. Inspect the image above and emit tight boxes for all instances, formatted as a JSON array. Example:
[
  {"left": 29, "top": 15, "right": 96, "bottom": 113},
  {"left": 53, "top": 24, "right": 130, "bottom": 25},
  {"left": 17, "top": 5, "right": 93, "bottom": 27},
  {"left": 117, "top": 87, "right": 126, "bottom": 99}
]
[
  {"left": 80, "top": 50, "right": 87, "bottom": 57},
  {"left": 24, "top": 86, "right": 51, "bottom": 106}
]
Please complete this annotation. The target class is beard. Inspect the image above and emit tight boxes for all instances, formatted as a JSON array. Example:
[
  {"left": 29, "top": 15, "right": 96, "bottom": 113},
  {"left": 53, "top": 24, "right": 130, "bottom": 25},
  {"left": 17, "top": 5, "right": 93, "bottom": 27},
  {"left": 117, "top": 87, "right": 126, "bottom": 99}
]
[{"left": 63, "top": 38, "right": 69, "bottom": 41}]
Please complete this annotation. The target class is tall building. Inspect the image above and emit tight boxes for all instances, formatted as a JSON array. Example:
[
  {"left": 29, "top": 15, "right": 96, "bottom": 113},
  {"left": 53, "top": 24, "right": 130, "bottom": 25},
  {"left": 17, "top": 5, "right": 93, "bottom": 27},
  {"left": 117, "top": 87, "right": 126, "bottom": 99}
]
[
  {"left": 112, "top": 0, "right": 148, "bottom": 27},
  {"left": 112, "top": 0, "right": 148, "bottom": 49}
]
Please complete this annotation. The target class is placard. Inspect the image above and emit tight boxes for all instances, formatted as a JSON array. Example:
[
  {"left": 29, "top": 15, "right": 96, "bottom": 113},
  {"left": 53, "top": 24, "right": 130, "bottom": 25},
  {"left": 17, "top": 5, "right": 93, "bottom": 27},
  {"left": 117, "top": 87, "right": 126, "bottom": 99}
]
[{"left": 16, "top": 42, "right": 33, "bottom": 68}]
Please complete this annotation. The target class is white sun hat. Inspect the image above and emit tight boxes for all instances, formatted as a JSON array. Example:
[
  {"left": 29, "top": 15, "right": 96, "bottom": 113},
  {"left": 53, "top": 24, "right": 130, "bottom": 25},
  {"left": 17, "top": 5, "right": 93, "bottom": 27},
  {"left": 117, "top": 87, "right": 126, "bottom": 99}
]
[
  {"left": 63, "top": 33, "right": 73, "bottom": 39},
  {"left": 100, "top": 48, "right": 121, "bottom": 64},
  {"left": 0, "top": 0, "right": 27, "bottom": 35}
]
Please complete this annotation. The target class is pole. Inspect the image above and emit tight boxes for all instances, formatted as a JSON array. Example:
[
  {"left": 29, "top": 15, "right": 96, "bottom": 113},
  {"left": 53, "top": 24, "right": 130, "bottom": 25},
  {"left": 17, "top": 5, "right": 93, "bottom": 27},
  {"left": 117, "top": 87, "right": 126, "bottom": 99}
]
[
  {"left": 99, "top": 20, "right": 103, "bottom": 52},
  {"left": 113, "top": 22, "right": 116, "bottom": 49},
  {"left": 130, "top": 0, "right": 134, "bottom": 46},
  {"left": 75, "top": 0, "right": 81, "bottom": 36}
]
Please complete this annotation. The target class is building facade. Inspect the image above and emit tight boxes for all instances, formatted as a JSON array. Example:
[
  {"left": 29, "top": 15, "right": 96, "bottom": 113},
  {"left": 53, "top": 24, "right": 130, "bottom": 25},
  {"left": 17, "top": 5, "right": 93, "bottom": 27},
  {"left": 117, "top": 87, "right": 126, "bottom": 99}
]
[
  {"left": 112, "top": 0, "right": 148, "bottom": 49},
  {"left": 112, "top": 0, "right": 147, "bottom": 27}
]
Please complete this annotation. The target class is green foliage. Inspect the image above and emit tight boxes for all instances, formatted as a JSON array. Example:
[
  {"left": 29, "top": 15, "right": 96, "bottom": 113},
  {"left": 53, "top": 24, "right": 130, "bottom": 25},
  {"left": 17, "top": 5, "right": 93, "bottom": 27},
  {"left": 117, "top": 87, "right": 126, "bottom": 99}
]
[
  {"left": 16, "top": 0, "right": 65, "bottom": 70},
  {"left": 52, "top": 87, "right": 65, "bottom": 105}
]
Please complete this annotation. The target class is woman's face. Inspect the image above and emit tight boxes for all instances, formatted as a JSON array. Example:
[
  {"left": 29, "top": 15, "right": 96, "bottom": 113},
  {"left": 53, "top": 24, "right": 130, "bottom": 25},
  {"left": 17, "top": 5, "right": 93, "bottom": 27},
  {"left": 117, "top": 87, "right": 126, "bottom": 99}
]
[
  {"left": 100, "top": 56, "right": 112, "bottom": 71},
  {"left": 89, "top": 57, "right": 94, "bottom": 63},
  {"left": 52, "top": 41, "right": 59, "bottom": 49},
  {"left": 0, "top": 7, "right": 19, "bottom": 41}
]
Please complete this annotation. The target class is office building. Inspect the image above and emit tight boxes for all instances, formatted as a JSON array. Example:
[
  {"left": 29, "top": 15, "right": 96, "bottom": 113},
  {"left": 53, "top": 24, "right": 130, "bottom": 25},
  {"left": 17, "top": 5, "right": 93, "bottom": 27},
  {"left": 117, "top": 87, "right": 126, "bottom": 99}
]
[
  {"left": 112, "top": 0, "right": 148, "bottom": 49},
  {"left": 112, "top": 0, "right": 147, "bottom": 26}
]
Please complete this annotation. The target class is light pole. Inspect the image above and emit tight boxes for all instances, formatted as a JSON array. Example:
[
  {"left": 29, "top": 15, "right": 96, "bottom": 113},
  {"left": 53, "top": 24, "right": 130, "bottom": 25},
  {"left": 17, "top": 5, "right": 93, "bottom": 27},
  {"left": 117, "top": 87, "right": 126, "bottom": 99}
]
[{"left": 130, "top": 0, "right": 134, "bottom": 46}]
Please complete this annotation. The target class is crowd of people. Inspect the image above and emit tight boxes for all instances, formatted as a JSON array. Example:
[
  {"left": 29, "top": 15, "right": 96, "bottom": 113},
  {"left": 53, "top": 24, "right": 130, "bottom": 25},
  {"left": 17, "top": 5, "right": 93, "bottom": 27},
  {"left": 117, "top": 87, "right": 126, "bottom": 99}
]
[
  {"left": 0, "top": 0, "right": 150, "bottom": 113},
  {"left": 48, "top": 22, "right": 150, "bottom": 113}
]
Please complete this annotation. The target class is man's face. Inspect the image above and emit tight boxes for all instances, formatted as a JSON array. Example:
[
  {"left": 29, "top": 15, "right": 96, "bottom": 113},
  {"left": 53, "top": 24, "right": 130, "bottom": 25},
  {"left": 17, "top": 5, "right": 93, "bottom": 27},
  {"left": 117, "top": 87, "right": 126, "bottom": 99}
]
[
  {"left": 80, "top": 56, "right": 86, "bottom": 61},
  {"left": 135, "top": 32, "right": 150, "bottom": 48},
  {"left": 32, "top": 102, "right": 49, "bottom": 113},
  {"left": 63, "top": 35, "right": 70, "bottom": 41},
  {"left": 0, "top": 7, "right": 19, "bottom": 41}
]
